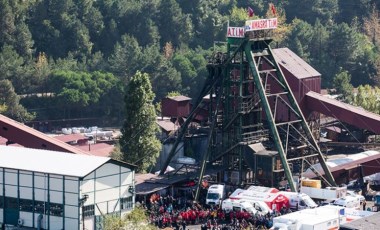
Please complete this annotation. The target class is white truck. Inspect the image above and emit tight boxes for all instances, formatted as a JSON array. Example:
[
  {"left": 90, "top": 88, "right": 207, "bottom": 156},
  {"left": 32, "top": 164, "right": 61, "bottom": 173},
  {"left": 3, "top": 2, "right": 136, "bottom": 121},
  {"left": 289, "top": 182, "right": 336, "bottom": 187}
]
[
  {"left": 300, "top": 186, "right": 347, "bottom": 202},
  {"left": 206, "top": 184, "right": 226, "bottom": 206},
  {"left": 332, "top": 196, "right": 361, "bottom": 210},
  {"left": 221, "top": 198, "right": 257, "bottom": 214},
  {"left": 272, "top": 205, "right": 345, "bottom": 230},
  {"left": 279, "top": 191, "right": 318, "bottom": 210}
]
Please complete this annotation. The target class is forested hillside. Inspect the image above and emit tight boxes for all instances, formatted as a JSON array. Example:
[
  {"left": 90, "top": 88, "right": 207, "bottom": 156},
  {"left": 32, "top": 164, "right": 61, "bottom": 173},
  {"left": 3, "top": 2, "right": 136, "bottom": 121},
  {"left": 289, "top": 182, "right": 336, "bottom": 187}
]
[{"left": 0, "top": 0, "right": 379, "bottom": 124}]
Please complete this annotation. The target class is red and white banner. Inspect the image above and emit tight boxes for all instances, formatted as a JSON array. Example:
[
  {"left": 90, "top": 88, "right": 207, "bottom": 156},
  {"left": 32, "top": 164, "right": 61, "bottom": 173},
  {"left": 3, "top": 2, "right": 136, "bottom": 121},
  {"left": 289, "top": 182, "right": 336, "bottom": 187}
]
[
  {"left": 227, "top": 27, "right": 245, "bottom": 38},
  {"left": 245, "top": 18, "right": 277, "bottom": 31}
]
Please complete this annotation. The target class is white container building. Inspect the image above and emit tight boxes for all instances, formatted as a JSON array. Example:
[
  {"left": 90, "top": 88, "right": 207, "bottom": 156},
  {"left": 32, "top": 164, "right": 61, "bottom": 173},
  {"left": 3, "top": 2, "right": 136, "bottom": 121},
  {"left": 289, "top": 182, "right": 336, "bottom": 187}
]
[{"left": 0, "top": 145, "right": 136, "bottom": 230}]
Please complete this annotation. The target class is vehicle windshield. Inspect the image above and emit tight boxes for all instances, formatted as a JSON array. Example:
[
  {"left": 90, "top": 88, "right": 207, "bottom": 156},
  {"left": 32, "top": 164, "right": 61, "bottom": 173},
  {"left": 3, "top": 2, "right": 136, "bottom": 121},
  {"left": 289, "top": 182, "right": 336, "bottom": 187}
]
[
  {"left": 303, "top": 196, "right": 317, "bottom": 207},
  {"left": 207, "top": 193, "right": 220, "bottom": 200}
]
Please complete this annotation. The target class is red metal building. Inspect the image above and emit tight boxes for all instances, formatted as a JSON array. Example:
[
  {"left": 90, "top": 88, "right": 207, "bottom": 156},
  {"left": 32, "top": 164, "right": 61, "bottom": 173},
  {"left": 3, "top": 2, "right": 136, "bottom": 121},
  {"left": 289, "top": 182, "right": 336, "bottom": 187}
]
[{"left": 161, "top": 95, "right": 191, "bottom": 118}]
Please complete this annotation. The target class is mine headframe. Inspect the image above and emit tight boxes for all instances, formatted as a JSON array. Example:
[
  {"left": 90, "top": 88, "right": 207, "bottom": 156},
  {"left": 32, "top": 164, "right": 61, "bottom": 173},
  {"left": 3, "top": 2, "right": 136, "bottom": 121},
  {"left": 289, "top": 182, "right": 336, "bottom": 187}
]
[{"left": 160, "top": 18, "right": 336, "bottom": 201}]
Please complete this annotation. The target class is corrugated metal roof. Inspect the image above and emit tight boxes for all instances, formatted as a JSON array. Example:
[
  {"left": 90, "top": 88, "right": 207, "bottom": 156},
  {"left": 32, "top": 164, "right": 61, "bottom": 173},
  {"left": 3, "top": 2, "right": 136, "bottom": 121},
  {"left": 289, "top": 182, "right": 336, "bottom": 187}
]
[
  {"left": 0, "top": 145, "right": 110, "bottom": 177},
  {"left": 340, "top": 212, "right": 380, "bottom": 229},
  {"left": 169, "top": 95, "right": 191, "bottom": 101},
  {"left": 156, "top": 119, "right": 180, "bottom": 132},
  {"left": 306, "top": 91, "right": 380, "bottom": 134},
  {"left": 303, "top": 150, "right": 380, "bottom": 179},
  {"left": 0, "top": 136, "right": 22, "bottom": 147},
  {"left": 0, "top": 114, "right": 90, "bottom": 155},
  {"left": 54, "top": 133, "right": 87, "bottom": 143},
  {"left": 76, "top": 143, "right": 115, "bottom": 157},
  {"left": 273, "top": 48, "right": 321, "bottom": 79}
]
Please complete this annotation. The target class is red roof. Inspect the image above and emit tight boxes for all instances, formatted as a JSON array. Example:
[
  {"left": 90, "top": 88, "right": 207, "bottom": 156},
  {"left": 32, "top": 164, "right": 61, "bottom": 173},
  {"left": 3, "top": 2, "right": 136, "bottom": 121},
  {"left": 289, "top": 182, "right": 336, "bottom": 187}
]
[
  {"left": 0, "top": 136, "right": 23, "bottom": 147},
  {"left": 54, "top": 134, "right": 87, "bottom": 143},
  {"left": 169, "top": 95, "right": 191, "bottom": 102},
  {"left": 306, "top": 91, "right": 380, "bottom": 134},
  {"left": 76, "top": 143, "right": 115, "bottom": 157},
  {"left": 156, "top": 119, "right": 180, "bottom": 132},
  {"left": 0, "top": 114, "right": 89, "bottom": 155},
  {"left": 273, "top": 48, "right": 321, "bottom": 79}
]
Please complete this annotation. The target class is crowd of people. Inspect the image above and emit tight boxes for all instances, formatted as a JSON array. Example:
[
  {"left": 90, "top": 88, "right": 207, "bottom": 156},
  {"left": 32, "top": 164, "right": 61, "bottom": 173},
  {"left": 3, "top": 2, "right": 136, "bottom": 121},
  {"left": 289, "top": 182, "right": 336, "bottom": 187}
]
[{"left": 139, "top": 193, "right": 292, "bottom": 230}]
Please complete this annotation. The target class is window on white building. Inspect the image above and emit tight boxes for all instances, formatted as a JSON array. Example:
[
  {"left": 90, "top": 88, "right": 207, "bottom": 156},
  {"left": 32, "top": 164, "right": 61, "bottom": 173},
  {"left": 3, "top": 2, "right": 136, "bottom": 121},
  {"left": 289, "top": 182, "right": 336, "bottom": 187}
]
[
  {"left": 35, "top": 201, "right": 45, "bottom": 214},
  {"left": 49, "top": 202, "right": 64, "bottom": 217},
  {"left": 83, "top": 204, "right": 95, "bottom": 217},
  {"left": 19, "top": 199, "right": 33, "bottom": 212},
  {"left": 120, "top": 196, "right": 133, "bottom": 210},
  {"left": 5, "top": 197, "right": 18, "bottom": 209}
]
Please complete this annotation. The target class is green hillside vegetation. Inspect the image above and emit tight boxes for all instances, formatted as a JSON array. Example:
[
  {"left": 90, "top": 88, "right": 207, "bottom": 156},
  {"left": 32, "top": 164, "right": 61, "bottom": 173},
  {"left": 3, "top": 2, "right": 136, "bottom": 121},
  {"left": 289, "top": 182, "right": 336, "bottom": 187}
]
[{"left": 1, "top": 0, "right": 380, "bottom": 123}]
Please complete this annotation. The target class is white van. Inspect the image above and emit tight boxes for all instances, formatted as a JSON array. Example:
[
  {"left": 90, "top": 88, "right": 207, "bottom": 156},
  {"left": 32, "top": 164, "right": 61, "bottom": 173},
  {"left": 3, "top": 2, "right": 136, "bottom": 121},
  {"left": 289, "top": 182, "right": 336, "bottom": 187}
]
[
  {"left": 333, "top": 196, "right": 361, "bottom": 209},
  {"left": 221, "top": 198, "right": 257, "bottom": 214},
  {"left": 245, "top": 200, "right": 272, "bottom": 215},
  {"left": 206, "top": 184, "right": 225, "bottom": 205},
  {"left": 279, "top": 191, "right": 318, "bottom": 210}
]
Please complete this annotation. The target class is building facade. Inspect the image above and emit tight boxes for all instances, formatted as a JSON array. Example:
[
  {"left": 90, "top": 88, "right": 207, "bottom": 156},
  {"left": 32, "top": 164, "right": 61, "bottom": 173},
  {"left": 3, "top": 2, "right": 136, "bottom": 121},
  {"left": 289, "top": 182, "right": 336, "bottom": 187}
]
[{"left": 0, "top": 145, "right": 135, "bottom": 229}]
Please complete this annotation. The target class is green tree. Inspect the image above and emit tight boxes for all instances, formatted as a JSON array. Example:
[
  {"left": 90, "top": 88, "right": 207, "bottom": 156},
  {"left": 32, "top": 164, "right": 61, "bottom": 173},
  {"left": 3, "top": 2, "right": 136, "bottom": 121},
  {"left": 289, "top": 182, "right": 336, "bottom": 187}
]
[
  {"left": 285, "top": 0, "right": 338, "bottom": 24},
  {"left": 157, "top": 0, "right": 193, "bottom": 47},
  {"left": 48, "top": 70, "right": 117, "bottom": 119},
  {"left": 326, "top": 22, "right": 364, "bottom": 85},
  {"left": 0, "top": 45, "right": 32, "bottom": 94},
  {"left": 108, "top": 34, "right": 142, "bottom": 82},
  {"left": 172, "top": 53, "right": 197, "bottom": 96},
  {"left": 13, "top": 22, "right": 34, "bottom": 58},
  {"left": 190, "top": 0, "right": 227, "bottom": 48},
  {"left": 139, "top": 44, "right": 182, "bottom": 101},
  {"left": 338, "top": 0, "right": 373, "bottom": 24},
  {"left": 102, "top": 207, "right": 155, "bottom": 230},
  {"left": 353, "top": 85, "right": 380, "bottom": 114},
  {"left": 0, "top": 79, "right": 35, "bottom": 122},
  {"left": 284, "top": 19, "right": 314, "bottom": 62},
  {"left": 0, "top": 0, "right": 34, "bottom": 51},
  {"left": 332, "top": 69, "right": 354, "bottom": 103},
  {"left": 120, "top": 71, "right": 161, "bottom": 172},
  {"left": 235, "top": 0, "right": 263, "bottom": 15},
  {"left": 229, "top": 6, "right": 252, "bottom": 27},
  {"left": 363, "top": 4, "right": 380, "bottom": 49},
  {"left": 309, "top": 19, "right": 329, "bottom": 69}
]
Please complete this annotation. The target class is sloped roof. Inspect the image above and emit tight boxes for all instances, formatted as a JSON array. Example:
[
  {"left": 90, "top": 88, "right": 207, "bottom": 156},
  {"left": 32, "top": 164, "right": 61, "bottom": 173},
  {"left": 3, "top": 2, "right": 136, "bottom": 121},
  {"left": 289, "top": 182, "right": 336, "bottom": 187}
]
[
  {"left": 135, "top": 173, "right": 170, "bottom": 195},
  {"left": 340, "top": 211, "right": 380, "bottom": 229},
  {"left": 0, "top": 145, "right": 110, "bottom": 177},
  {"left": 273, "top": 48, "right": 321, "bottom": 79},
  {"left": 156, "top": 119, "right": 180, "bottom": 132},
  {"left": 54, "top": 133, "right": 87, "bottom": 143},
  {"left": 306, "top": 91, "right": 380, "bottom": 134},
  {"left": 168, "top": 95, "right": 191, "bottom": 102},
  {"left": 76, "top": 143, "right": 115, "bottom": 157},
  {"left": 0, "top": 136, "right": 22, "bottom": 147},
  {"left": 0, "top": 114, "right": 89, "bottom": 155}
]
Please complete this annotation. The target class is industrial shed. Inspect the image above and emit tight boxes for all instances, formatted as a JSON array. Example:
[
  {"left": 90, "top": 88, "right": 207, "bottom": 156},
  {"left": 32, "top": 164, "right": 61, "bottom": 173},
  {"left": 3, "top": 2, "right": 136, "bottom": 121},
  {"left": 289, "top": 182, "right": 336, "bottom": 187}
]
[{"left": 0, "top": 145, "right": 136, "bottom": 230}]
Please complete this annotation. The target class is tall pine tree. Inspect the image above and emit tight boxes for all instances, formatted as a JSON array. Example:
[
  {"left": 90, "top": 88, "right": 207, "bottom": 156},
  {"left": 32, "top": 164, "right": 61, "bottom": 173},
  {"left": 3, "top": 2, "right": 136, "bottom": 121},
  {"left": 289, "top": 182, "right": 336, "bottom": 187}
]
[{"left": 120, "top": 71, "right": 161, "bottom": 172}]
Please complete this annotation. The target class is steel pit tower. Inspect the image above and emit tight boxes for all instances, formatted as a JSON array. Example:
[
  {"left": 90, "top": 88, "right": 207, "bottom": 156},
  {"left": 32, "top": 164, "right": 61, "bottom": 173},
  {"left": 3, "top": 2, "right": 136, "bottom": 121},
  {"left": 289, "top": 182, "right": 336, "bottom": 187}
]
[{"left": 160, "top": 18, "right": 336, "bottom": 199}]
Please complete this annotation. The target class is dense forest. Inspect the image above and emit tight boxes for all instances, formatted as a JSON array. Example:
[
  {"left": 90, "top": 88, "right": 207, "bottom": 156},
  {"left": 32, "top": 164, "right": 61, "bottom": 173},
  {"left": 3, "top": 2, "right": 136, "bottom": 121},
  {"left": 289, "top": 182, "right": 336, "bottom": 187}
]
[{"left": 1, "top": 0, "right": 380, "bottom": 125}]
